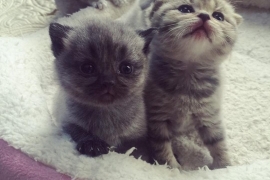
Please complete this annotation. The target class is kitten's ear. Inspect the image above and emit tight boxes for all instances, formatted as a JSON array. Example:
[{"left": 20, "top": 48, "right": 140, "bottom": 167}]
[
  {"left": 49, "top": 23, "right": 73, "bottom": 57},
  {"left": 234, "top": 13, "right": 243, "bottom": 25},
  {"left": 136, "top": 27, "right": 158, "bottom": 54},
  {"left": 149, "top": 0, "right": 164, "bottom": 18}
]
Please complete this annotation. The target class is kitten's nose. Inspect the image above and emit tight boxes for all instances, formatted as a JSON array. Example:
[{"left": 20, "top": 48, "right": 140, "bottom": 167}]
[
  {"left": 198, "top": 13, "right": 210, "bottom": 22},
  {"left": 101, "top": 76, "right": 115, "bottom": 86}
]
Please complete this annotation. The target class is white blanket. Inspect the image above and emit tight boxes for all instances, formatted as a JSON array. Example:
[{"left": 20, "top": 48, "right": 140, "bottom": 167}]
[{"left": 0, "top": 1, "right": 270, "bottom": 180}]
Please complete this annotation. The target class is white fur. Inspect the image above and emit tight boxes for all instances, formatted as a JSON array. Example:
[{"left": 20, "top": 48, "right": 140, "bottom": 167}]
[{"left": 0, "top": 0, "right": 270, "bottom": 179}]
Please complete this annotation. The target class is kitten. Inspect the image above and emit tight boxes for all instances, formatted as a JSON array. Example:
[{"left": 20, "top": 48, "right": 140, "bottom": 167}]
[
  {"left": 49, "top": 19, "right": 153, "bottom": 160},
  {"left": 144, "top": 0, "right": 242, "bottom": 169},
  {"left": 55, "top": 0, "right": 133, "bottom": 17},
  {"left": 115, "top": 0, "right": 148, "bottom": 30}
]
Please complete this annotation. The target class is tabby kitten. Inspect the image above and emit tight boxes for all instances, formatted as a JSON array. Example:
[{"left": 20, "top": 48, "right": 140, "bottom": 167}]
[
  {"left": 49, "top": 19, "right": 152, "bottom": 159},
  {"left": 144, "top": 0, "right": 242, "bottom": 169},
  {"left": 55, "top": 0, "right": 133, "bottom": 17}
]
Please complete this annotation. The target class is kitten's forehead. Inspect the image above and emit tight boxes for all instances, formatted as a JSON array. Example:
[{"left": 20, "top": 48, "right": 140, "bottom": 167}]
[
  {"left": 191, "top": 0, "right": 233, "bottom": 12},
  {"left": 166, "top": 0, "right": 233, "bottom": 13},
  {"left": 67, "top": 21, "right": 145, "bottom": 63},
  {"left": 192, "top": 0, "right": 219, "bottom": 10}
]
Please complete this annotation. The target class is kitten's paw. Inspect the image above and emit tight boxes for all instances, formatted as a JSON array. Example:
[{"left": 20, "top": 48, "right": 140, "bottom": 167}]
[
  {"left": 90, "top": 1, "right": 105, "bottom": 9},
  {"left": 209, "top": 156, "right": 231, "bottom": 169},
  {"left": 84, "top": 0, "right": 107, "bottom": 10},
  {"left": 109, "top": 0, "right": 127, "bottom": 6},
  {"left": 168, "top": 158, "right": 182, "bottom": 170},
  {"left": 76, "top": 136, "right": 110, "bottom": 157}
]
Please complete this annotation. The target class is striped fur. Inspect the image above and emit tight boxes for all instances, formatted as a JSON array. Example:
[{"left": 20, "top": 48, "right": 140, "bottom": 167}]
[{"left": 144, "top": 0, "right": 242, "bottom": 169}]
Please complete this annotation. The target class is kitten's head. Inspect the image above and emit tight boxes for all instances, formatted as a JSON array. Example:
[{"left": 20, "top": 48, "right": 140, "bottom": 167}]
[
  {"left": 49, "top": 20, "right": 152, "bottom": 106},
  {"left": 149, "top": 0, "right": 242, "bottom": 64}
]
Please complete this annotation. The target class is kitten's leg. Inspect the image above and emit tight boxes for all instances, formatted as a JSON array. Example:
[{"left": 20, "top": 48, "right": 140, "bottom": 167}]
[
  {"left": 109, "top": 0, "right": 129, "bottom": 6},
  {"left": 80, "top": 0, "right": 130, "bottom": 9},
  {"left": 197, "top": 121, "right": 230, "bottom": 169},
  {"left": 64, "top": 123, "right": 110, "bottom": 157},
  {"left": 80, "top": 0, "right": 107, "bottom": 9},
  {"left": 172, "top": 136, "right": 213, "bottom": 170},
  {"left": 148, "top": 121, "right": 181, "bottom": 169}
]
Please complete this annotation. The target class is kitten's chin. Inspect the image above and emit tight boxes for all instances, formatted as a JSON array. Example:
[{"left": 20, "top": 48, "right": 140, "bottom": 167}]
[
  {"left": 97, "top": 94, "right": 116, "bottom": 105},
  {"left": 71, "top": 94, "right": 117, "bottom": 107},
  {"left": 183, "top": 22, "right": 212, "bottom": 42},
  {"left": 65, "top": 90, "right": 117, "bottom": 106},
  {"left": 186, "top": 30, "right": 211, "bottom": 42}
]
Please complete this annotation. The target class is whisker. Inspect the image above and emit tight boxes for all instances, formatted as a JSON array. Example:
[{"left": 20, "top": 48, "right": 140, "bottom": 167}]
[{"left": 159, "top": 22, "right": 179, "bottom": 28}]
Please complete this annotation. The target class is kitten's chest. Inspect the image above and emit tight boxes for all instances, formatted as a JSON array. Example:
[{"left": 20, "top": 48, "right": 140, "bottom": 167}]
[
  {"left": 86, "top": 110, "right": 131, "bottom": 143},
  {"left": 73, "top": 104, "right": 145, "bottom": 146},
  {"left": 169, "top": 96, "right": 203, "bottom": 133},
  {"left": 152, "top": 60, "right": 220, "bottom": 100}
]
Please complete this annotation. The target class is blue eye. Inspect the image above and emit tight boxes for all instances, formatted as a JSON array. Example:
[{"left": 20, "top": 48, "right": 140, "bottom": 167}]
[
  {"left": 212, "top": 12, "right": 224, "bottom": 21},
  {"left": 178, "top": 5, "right": 195, "bottom": 13}
]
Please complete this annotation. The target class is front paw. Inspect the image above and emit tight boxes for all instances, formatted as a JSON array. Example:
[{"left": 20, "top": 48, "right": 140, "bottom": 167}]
[
  {"left": 109, "top": 0, "right": 127, "bottom": 6},
  {"left": 92, "top": 1, "right": 107, "bottom": 9},
  {"left": 76, "top": 136, "right": 110, "bottom": 157},
  {"left": 84, "top": 0, "right": 107, "bottom": 9},
  {"left": 167, "top": 158, "right": 182, "bottom": 170},
  {"left": 209, "top": 155, "right": 231, "bottom": 169}
]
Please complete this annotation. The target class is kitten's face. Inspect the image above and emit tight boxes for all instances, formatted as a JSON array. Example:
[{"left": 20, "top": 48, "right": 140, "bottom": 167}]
[
  {"left": 51, "top": 21, "right": 148, "bottom": 106},
  {"left": 150, "top": 0, "right": 242, "bottom": 62}
]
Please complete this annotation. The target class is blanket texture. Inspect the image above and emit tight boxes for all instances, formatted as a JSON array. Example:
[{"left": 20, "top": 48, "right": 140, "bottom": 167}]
[
  {"left": 0, "top": 0, "right": 55, "bottom": 36},
  {"left": 230, "top": 0, "right": 270, "bottom": 9},
  {"left": 0, "top": 140, "right": 69, "bottom": 180},
  {"left": 0, "top": 0, "right": 270, "bottom": 180}
]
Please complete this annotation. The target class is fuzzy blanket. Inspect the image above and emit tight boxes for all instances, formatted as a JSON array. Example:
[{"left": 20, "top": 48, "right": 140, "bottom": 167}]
[{"left": 0, "top": 0, "right": 270, "bottom": 179}]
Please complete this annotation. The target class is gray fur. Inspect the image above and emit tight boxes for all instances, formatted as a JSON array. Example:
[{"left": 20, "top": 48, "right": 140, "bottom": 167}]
[
  {"left": 49, "top": 19, "right": 150, "bottom": 160},
  {"left": 55, "top": 0, "right": 97, "bottom": 17},
  {"left": 55, "top": 0, "right": 133, "bottom": 17},
  {"left": 144, "top": 0, "right": 242, "bottom": 169}
]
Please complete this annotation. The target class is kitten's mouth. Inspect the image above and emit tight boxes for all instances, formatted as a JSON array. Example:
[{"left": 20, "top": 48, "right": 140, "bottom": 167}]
[
  {"left": 185, "top": 26, "right": 209, "bottom": 38},
  {"left": 193, "top": 26, "right": 208, "bottom": 35},
  {"left": 99, "top": 94, "right": 115, "bottom": 103},
  {"left": 184, "top": 23, "right": 211, "bottom": 41},
  {"left": 98, "top": 88, "right": 116, "bottom": 103}
]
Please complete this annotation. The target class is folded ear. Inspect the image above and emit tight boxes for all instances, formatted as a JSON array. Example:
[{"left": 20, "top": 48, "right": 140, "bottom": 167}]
[
  {"left": 136, "top": 27, "right": 158, "bottom": 54},
  {"left": 234, "top": 13, "right": 243, "bottom": 25},
  {"left": 49, "top": 23, "right": 72, "bottom": 57}
]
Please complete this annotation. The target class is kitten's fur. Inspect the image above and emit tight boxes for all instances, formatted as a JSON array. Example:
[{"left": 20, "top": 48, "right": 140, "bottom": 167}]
[
  {"left": 55, "top": 0, "right": 134, "bottom": 17},
  {"left": 144, "top": 0, "right": 242, "bottom": 169},
  {"left": 49, "top": 19, "right": 152, "bottom": 160}
]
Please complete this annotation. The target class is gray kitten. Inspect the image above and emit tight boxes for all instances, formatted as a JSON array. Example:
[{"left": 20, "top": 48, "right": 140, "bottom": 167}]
[
  {"left": 144, "top": 0, "right": 242, "bottom": 169},
  {"left": 49, "top": 19, "right": 153, "bottom": 159},
  {"left": 55, "top": 0, "right": 132, "bottom": 17}
]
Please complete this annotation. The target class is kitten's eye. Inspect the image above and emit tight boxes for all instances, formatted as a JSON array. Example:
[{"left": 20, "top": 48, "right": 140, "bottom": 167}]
[
  {"left": 119, "top": 63, "right": 133, "bottom": 74},
  {"left": 80, "top": 63, "right": 95, "bottom": 74},
  {"left": 212, "top": 12, "right": 224, "bottom": 21},
  {"left": 178, "top": 5, "right": 195, "bottom": 13}
]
